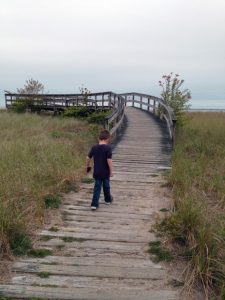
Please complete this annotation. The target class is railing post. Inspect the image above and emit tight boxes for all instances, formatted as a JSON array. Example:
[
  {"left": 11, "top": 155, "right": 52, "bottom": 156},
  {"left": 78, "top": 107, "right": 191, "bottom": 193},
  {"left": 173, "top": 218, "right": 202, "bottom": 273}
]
[
  {"left": 132, "top": 94, "right": 134, "bottom": 107},
  {"left": 108, "top": 93, "right": 111, "bottom": 109},
  {"left": 140, "top": 96, "right": 143, "bottom": 109},
  {"left": 153, "top": 100, "right": 156, "bottom": 115},
  {"left": 102, "top": 94, "right": 104, "bottom": 110},
  {"left": 95, "top": 95, "right": 97, "bottom": 110},
  {"left": 147, "top": 98, "right": 150, "bottom": 111}
]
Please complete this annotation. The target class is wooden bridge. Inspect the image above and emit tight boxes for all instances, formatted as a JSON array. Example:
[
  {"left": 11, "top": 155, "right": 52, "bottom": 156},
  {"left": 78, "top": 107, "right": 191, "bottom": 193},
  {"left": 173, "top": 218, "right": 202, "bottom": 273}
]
[
  {"left": 0, "top": 92, "right": 181, "bottom": 299},
  {"left": 5, "top": 91, "right": 176, "bottom": 142}
]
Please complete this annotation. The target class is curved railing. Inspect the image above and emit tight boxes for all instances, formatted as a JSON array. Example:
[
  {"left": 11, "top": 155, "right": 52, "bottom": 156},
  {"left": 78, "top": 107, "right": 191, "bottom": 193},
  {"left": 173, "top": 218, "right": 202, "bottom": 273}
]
[
  {"left": 5, "top": 91, "right": 126, "bottom": 137},
  {"left": 5, "top": 91, "right": 176, "bottom": 141},
  {"left": 121, "top": 92, "right": 177, "bottom": 143}
]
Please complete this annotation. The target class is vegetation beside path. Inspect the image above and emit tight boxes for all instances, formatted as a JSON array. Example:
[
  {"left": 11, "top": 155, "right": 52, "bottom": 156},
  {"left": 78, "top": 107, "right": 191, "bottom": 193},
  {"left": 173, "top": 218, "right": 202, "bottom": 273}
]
[
  {"left": 159, "top": 112, "right": 225, "bottom": 298},
  {"left": 0, "top": 111, "right": 97, "bottom": 258}
]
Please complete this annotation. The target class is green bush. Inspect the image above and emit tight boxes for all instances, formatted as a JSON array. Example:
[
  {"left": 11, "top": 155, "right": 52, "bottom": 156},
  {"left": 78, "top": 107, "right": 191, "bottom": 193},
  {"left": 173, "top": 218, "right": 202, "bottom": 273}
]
[
  {"left": 11, "top": 99, "right": 34, "bottom": 113},
  {"left": 63, "top": 107, "right": 91, "bottom": 118},
  {"left": 87, "top": 110, "right": 110, "bottom": 125}
]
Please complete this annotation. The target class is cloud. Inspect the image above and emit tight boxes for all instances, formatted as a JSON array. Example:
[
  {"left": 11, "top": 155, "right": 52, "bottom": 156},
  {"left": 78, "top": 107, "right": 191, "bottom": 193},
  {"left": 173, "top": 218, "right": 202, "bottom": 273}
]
[{"left": 0, "top": 0, "right": 225, "bottom": 106}]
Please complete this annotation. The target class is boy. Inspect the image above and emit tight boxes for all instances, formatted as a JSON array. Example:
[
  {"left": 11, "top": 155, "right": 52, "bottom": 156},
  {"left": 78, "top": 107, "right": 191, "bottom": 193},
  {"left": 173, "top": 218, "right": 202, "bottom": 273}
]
[{"left": 86, "top": 129, "right": 113, "bottom": 210}]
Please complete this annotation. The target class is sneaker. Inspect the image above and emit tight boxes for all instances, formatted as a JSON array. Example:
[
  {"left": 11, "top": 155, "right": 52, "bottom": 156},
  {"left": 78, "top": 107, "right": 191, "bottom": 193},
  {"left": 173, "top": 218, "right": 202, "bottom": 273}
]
[
  {"left": 105, "top": 196, "right": 113, "bottom": 205},
  {"left": 91, "top": 206, "right": 97, "bottom": 210}
]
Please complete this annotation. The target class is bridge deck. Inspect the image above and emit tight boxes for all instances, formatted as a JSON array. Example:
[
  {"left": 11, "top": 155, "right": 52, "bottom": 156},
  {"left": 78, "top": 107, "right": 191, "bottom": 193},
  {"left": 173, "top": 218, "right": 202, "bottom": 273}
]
[
  {"left": 0, "top": 108, "right": 180, "bottom": 299},
  {"left": 113, "top": 107, "right": 172, "bottom": 181}
]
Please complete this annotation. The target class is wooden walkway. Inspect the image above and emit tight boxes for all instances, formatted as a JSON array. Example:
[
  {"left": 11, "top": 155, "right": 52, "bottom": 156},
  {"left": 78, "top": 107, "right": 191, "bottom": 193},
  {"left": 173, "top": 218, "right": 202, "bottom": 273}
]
[{"left": 0, "top": 107, "right": 180, "bottom": 299}]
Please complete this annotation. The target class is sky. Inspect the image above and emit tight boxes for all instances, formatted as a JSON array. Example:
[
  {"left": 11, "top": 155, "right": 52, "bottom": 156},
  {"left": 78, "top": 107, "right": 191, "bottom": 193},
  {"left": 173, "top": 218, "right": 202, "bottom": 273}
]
[{"left": 0, "top": 0, "right": 225, "bottom": 108}]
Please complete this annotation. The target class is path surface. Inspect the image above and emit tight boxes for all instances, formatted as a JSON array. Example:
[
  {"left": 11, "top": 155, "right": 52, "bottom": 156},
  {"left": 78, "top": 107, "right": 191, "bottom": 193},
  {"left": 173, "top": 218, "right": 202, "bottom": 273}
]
[{"left": 0, "top": 107, "right": 180, "bottom": 299}]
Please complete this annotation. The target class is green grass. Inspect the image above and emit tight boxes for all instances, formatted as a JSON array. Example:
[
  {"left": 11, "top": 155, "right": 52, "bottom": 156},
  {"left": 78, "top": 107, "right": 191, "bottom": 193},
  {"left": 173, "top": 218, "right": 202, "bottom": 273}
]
[
  {"left": 8, "top": 226, "right": 32, "bottom": 256},
  {"left": 0, "top": 112, "right": 96, "bottom": 257},
  {"left": 158, "top": 112, "right": 225, "bottom": 297},
  {"left": 44, "top": 194, "right": 61, "bottom": 209},
  {"left": 61, "top": 236, "right": 86, "bottom": 243},
  {"left": 37, "top": 272, "right": 50, "bottom": 278},
  {"left": 28, "top": 248, "right": 53, "bottom": 257},
  {"left": 49, "top": 226, "right": 59, "bottom": 232},
  {"left": 148, "top": 241, "right": 173, "bottom": 262},
  {"left": 81, "top": 177, "right": 94, "bottom": 184},
  {"left": 40, "top": 235, "right": 54, "bottom": 241}
]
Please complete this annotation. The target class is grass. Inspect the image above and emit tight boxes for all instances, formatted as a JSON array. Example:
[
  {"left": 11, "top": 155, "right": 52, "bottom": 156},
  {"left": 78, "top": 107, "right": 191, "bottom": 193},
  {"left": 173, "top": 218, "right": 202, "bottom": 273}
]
[
  {"left": 48, "top": 226, "right": 59, "bottom": 232},
  {"left": 28, "top": 248, "right": 53, "bottom": 257},
  {"left": 44, "top": 194, "right": 61, "bottom": 209},
  {"left": 0, "top": 111, "right": 97, "bottom": 258},
  {"left": 61, "top": 236, "right": 86, "bottom": 243},
  {"left": 148, "top": 241, "right": 173, "bottom": 262},
  {"left": 81, "top": 177, "right": 94, "bottom": 184},
  {"left": 37, "top": 272, "right": 50, "bottom": 278},
  {"left": 40, "top": 235, "right": 54, "bottom": 241},
  {"left": 158, "top": 112, "right": 225, "bottom": 298},
  {"left": 8, "top": 227, "right": 32, "bottom": 256}
]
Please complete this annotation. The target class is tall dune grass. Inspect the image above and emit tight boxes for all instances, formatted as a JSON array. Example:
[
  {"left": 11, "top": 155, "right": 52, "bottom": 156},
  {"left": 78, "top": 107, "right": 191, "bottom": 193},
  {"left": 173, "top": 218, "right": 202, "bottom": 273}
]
[
  {"left": 159, "top": 112, "right": 225, "bottom": 298},
  {"left": 0, "top": 111, "right": 96, "bottom": 257}
]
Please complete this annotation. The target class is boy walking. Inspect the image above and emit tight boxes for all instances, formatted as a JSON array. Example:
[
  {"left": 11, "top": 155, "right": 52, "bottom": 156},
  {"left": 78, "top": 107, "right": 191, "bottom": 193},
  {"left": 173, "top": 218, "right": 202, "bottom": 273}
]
[{"left": 86, "top": 130, "right": 113, "bottom": 210}]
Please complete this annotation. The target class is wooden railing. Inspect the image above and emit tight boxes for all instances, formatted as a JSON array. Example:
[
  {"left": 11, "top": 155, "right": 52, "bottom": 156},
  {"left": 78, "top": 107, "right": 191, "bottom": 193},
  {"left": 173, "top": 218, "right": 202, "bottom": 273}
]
[
  {"left": 5, "top": 92, "right": 126, "bottom": 137},
  {"left": 5, "top": 91, "right": 176, "bottom": 142},
  {"left": 121, "top": 92, "right": 177, "bottom": 143}
]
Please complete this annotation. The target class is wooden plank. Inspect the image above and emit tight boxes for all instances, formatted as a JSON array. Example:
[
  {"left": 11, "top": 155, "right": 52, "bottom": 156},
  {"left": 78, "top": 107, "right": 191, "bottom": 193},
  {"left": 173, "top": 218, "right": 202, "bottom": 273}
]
[
  {"left": 0, "top": 285, "right": 179, "bottom": 300},
  {"left": 12, "top": 262, "right": 165, "bottom": 279},
  {"left": 40, "top": 230, "right": 153, "bottom": 243}
]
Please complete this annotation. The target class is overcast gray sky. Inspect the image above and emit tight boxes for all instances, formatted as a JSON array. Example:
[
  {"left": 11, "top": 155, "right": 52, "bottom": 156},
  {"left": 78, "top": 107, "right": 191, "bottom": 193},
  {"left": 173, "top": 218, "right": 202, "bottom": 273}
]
[{"left": 1, "top": 0, "right": 225, "bottom": 106}]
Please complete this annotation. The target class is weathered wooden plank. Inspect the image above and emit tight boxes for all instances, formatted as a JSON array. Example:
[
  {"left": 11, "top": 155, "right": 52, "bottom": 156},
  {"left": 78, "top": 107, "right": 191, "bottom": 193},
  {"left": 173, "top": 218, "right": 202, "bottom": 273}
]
[
  {"left": 0, "top": 285, "right": 179, "bottom": 300},
  {"left": 19, "top": 255, "right": 161, "bottom": 268},
  {"left": 13, "top": 262, "right": 165, "bottom": 280},
  {"left": 40, "top": 230, "right": 153, "bottom": 243}
]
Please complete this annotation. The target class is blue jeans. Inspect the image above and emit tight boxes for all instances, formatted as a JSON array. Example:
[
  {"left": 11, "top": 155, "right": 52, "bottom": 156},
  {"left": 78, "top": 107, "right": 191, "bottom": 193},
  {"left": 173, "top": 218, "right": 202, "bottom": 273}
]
[{"left": 91, "top": 178, "right": 111, "bottom": 208}]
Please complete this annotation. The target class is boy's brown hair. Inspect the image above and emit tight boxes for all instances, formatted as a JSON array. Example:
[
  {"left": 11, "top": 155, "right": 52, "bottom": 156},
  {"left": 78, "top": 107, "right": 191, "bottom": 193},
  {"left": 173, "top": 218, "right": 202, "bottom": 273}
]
[{"left": 99, "top": 129, "right": 110, "bottom": 141}]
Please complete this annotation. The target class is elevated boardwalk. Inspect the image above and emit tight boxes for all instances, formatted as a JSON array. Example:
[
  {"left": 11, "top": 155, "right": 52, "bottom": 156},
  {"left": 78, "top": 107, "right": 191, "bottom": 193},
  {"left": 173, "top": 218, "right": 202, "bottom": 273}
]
[{"left": 0, "top": 108, "right": 180, "bottom": 299}]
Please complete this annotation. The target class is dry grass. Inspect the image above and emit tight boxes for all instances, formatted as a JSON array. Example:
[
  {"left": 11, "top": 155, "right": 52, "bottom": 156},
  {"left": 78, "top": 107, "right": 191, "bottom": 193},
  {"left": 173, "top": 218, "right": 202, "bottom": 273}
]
[
  {"left": 0, "top": 111, "right": 96, "bottom": 258},
  {"left": 159, "top": 112, "right": 225, "bottom": 298}
]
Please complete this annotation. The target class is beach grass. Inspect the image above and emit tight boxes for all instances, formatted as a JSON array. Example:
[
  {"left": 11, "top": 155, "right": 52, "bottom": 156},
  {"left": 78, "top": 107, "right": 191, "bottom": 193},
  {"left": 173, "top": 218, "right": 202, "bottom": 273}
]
[
  {"left": 0, "top": 111, "right": 96, "bottom": 257},
  {"left": 158, "top": 112, "right": 225, "bottom": 298}
]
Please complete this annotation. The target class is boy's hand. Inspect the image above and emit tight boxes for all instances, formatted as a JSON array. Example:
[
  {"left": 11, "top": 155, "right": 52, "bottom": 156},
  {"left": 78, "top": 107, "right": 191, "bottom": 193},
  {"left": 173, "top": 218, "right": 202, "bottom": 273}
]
[
  {"left": 110, "top": 172, "right": 113, "bottom": 177},
  {"left": 87, "top": 166, "right": 92, "bottom": 173}
]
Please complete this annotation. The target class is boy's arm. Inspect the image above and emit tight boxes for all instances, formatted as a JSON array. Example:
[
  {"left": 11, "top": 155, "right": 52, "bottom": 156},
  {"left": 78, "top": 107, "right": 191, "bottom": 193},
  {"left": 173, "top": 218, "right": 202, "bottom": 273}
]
[
  {"left": 86, "top": 156, "right": 92, "bottom": 173},
  {"left": 107, "top": 158, "right": 113, "bottom": 177}
]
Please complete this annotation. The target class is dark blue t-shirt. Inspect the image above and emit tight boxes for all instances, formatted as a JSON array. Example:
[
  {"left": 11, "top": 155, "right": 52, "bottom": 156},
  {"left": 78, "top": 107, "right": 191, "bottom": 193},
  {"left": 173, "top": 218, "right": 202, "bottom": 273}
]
[{"left": 88, "top": 144, "right": 112, "bottom": 179}]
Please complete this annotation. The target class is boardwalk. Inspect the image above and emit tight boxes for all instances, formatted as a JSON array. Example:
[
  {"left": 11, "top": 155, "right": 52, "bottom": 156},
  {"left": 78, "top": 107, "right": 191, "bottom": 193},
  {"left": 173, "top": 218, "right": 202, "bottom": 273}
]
[{"left": 0, "top": 107, "right": 179, "bottom": 299}]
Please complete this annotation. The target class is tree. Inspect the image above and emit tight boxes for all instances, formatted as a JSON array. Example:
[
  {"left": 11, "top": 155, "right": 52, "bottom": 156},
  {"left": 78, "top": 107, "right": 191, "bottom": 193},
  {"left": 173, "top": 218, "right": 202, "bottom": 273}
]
[
  {"left": 17, "top": 78, "right": 45, "bottom": 94},
  {"left": 159, "top": 73, "right": 191, "bottom": 124}
]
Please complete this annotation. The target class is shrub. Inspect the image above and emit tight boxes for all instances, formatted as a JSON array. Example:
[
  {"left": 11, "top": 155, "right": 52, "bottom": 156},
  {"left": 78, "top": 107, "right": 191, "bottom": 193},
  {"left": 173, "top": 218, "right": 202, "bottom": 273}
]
[
  {"left": 63, "top": 107, "right": 91, "bottom": 118},
  {"left": 159, "top": 73, "right": 191, "bottom": 125},
  {"left": 87, "top": 110, "right": 110, "bottom": 125},
  {"left": 11, "top": 98, "right": 34, "bottom": 113}
]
